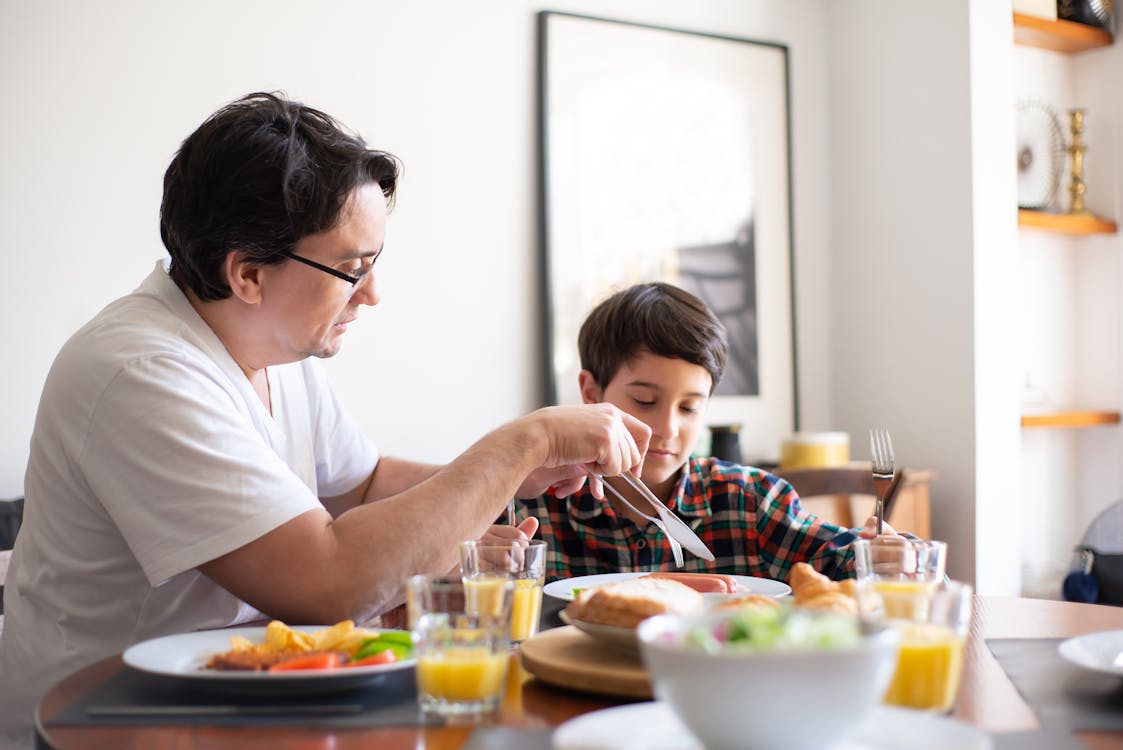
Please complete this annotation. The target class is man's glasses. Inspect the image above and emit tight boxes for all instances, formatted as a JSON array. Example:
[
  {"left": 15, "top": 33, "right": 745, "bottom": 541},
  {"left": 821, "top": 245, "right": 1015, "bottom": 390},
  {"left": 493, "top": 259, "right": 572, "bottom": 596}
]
[{"left": 279, "top": 247, "right": 381, "bottom": 299}]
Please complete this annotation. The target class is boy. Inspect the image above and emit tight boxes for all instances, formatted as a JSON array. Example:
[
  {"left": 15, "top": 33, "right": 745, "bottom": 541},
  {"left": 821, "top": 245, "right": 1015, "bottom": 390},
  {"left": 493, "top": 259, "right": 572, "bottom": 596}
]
[{"left": 517, "top": 282, "right": 899, "bottom": 583}]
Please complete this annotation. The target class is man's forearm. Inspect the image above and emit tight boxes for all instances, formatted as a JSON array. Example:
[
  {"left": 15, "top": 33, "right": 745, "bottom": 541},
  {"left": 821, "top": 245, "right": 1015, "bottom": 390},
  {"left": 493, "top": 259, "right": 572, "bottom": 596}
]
[{"left": 364, "top": 456, "right": 443, "bottom": 503}]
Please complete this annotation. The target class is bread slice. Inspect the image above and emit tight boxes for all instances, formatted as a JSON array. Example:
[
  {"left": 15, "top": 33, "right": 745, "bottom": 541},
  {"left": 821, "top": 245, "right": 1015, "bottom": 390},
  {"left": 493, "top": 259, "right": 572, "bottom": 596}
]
[
  {"left": 712, "top": 594, "right": 782, "bottom": 613},
  {"left": 566, "top": 577, "right": 704, "bottom": 628}
]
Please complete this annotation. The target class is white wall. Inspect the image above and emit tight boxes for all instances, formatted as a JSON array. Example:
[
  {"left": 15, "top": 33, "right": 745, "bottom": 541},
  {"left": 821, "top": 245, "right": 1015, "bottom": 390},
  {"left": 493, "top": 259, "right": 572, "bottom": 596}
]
[
  {"left": 0, "top": 0, "right": 834, "bottom": 493},
  {"left": 823, "top": 0, "right": 1022, "bottom": 589},
  {"left": 1015, "top": 36, "right": 1123, "bottom": 595},
  {"left": 2, "top": 0, "right": 1039, "bottom": 593}
]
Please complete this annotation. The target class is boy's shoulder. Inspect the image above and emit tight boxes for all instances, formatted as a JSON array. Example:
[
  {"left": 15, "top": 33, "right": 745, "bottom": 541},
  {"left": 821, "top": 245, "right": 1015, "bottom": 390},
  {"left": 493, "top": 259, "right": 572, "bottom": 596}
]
[{"left": 688, "top": 456, "right": 788, "bottom": 490}]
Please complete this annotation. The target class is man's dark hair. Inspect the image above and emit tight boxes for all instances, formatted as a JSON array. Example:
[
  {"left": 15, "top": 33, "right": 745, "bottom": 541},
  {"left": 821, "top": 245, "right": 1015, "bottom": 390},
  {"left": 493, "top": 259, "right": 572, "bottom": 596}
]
[
  {"left": 578, "top": 282, "right": 728, "bottom": 393},
  {"left": 160, "top": 91, "right": 401, "bottom": 300}
]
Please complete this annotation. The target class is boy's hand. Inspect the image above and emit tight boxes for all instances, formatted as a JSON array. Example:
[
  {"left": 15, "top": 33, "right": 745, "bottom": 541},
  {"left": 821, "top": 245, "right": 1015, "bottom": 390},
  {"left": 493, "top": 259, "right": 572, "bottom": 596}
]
[
  {"left": 858, "top": 515, "right": 902, "bottom": 539},
  {"left": 478, "top": 517, "right": 539, "bottom": 544}
]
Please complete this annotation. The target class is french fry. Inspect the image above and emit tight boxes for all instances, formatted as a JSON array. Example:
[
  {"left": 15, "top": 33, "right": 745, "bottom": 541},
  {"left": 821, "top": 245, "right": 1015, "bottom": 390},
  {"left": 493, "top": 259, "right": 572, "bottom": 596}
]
[
  {"left": 313, "top": 620, "right": 355, "bottom": 651},
  {"left": 265, "top": 620, "right": 291, "bottom": 651},
  {"left": 254, "top": 619, "right": 385, "bottom": 657}
]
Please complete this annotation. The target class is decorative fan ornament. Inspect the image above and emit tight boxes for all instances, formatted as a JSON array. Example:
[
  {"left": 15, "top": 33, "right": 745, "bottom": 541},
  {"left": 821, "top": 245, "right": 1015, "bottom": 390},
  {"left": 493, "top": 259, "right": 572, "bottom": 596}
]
[
  {"left": 1088, "top": 0, "right": 1115, "bottom": 29},
  {"left": 1059, "top": 0, "right": 1114, "bottom": 29},
  {"left": 1016, "top": 100, "right": 1065, "bottom": 211}
]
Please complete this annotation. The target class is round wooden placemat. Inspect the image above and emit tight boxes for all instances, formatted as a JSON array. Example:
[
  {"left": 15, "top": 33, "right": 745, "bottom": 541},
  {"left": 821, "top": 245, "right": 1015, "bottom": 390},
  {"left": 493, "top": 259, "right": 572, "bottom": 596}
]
[{"left": 519, "top": 625, "right": 652, "bottom": 699}]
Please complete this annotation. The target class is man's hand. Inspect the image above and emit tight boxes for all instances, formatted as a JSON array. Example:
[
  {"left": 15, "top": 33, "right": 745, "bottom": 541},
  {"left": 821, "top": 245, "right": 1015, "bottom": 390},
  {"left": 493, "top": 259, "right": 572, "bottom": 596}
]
[
  {"left": 523, "top": 404, "right": 650, "bottom": 499},
  {"left": 515, "top": 465, "right": 589, "bottom": 499}
]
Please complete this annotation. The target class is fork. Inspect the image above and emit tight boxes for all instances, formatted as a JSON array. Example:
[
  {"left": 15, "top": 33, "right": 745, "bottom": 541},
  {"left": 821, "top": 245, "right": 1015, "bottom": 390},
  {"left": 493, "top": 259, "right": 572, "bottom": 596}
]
[
  {"left": 869, "top": 428, "right": 895, "bottom": 536},
  {"left": 601, "top": 479, "right": 685, "bottom": 568},
  {"left": 617, "top": 471, "right": 715, "bottom": 561}
]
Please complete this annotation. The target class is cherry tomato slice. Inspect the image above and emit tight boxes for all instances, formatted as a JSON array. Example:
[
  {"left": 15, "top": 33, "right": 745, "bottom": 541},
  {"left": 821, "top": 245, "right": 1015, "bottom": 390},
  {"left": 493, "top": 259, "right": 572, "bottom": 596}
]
[
  {"left": 347, "top": 650, "right": 398, "bottom": 667},
  {"left": 267, "top": 652, "right": 343, "bottom": 672}
]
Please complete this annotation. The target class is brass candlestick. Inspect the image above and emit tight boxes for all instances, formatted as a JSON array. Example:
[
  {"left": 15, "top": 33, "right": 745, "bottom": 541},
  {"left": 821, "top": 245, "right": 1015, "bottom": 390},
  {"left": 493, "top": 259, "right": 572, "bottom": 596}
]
[{"left": 1066, "top": 108, "right": 1089, "bottom": 215}]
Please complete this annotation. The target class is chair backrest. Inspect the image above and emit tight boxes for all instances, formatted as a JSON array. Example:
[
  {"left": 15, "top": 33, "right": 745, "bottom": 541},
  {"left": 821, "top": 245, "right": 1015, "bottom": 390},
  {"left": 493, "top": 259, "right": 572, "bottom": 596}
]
[
  {"left": 0, "top": 498, "right": 23, "bottom": 551},
  {"left": 772, "top": 466, "right": 904, "bottom": 530}
]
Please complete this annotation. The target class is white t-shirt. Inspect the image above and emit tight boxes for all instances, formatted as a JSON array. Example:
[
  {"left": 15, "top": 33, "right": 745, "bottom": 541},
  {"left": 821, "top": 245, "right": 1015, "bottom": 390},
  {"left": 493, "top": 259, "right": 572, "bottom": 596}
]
[{"left": 0, "top": 262, "right": 378, "bottom": 747}]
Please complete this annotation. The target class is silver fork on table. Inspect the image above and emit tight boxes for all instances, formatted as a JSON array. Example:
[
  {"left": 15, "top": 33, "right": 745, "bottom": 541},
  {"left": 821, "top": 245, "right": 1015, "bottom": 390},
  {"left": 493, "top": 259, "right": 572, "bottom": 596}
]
[{"left": 869, "top": 428, "right": 895, "bottom": 536}]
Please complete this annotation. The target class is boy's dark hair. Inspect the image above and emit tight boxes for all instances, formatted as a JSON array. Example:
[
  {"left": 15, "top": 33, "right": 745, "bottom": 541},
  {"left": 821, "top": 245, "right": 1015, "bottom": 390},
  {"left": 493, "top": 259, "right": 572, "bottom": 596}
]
[
  {"left": 160, "top": 91, "right": 401, "bottom": 300},
  {"left": 578, "top": 282, "right": 728, "bottom": 392}
]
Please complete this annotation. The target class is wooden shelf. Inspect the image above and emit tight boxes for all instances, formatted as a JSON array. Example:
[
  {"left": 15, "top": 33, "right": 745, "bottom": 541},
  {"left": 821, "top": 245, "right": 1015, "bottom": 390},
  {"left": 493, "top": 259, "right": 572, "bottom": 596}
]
[
  {"left": 1021, "top": 410, "right": 1122, "bottom": 429},
  {"left": 1018, "top": 209, "right": 1118, "bottom": 235},
  {"left": 1014, "top": 13, "right": 1113, "bottom": 53}
]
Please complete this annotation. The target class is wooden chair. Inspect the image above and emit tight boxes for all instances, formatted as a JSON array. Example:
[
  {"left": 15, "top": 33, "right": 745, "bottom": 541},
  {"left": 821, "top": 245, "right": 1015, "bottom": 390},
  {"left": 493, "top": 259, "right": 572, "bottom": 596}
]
[
  {"left": 773, "top": 465, "right": 908, "bottom": 533},
  {"left": 0, "top": 497, "right": 21, "bottom": 618}
]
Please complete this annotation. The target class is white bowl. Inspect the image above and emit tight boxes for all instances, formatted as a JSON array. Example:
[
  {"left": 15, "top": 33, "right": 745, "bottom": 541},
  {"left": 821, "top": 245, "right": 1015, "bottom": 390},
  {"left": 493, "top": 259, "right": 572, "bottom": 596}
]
[{"left": 637, "top": 609, "right": 900, "bottom": 750}]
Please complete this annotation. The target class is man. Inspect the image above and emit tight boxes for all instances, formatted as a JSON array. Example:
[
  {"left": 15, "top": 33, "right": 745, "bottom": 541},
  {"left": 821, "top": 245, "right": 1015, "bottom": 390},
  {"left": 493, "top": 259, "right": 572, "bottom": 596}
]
[
  {"left": 515, "top": 282, "right": 901, "bottom": 583},
  {"left": 0, "top": 92, "right": 648, "bottom": 746}
]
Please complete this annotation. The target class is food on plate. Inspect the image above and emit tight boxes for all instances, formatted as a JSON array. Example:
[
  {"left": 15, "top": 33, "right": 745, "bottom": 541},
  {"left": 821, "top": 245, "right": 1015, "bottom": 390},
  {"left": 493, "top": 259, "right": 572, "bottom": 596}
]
[
  {"left": 642, "top": 571, "right": 739, "bottom": 594},
  {"left": 206, "top": 646, "right": 345, "bottom": 672},
  {"left": 565, "top": 577, "right": 703, "bottom": 628},
  {"left": 680, "top": 604, "right": 861, "bottom": 653},
  {"left": 712, "top": 593, "right": 782, "bottom": 613},
  {"left": 789, "top": 562, "right": 858, "bottom": 615},
  {"left": 203, "top": 619, "right": 414, "bottom": 672}
]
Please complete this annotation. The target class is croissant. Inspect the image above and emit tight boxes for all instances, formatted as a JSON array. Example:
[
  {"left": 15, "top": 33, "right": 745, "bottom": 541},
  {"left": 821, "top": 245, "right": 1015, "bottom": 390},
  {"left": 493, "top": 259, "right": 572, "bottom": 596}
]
[
  {"left": 795, "top": 591, "right": 858, "bottom": 615},
  {"left": 789, "top": 562, "right": 858, "bottom": 614},
  {"left": 789, "top": 562, "right": 828, "bottom": 596}
]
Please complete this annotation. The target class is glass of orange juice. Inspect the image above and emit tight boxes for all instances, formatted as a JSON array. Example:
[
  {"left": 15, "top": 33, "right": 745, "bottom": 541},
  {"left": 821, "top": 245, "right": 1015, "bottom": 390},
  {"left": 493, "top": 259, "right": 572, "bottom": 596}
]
[
  {"left": 459, "top": 540, "right": 546, "bottom": 646},
  {"left": 857, "top": 578, "right": 973, "bottom": 712},
  {"left": 407, "top": 574, "right": 513, "bottom": 716}
]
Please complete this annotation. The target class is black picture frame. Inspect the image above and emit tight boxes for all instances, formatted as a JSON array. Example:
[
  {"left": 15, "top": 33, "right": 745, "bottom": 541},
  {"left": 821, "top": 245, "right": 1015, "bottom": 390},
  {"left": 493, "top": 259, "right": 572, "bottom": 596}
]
[{"left": 537, "top": 11, "right": 798, "bottom": 461}]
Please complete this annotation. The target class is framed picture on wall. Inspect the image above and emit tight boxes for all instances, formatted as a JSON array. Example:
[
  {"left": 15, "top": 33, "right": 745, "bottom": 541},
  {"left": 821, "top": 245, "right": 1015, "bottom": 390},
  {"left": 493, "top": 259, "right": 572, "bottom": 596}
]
[{"left": 537, "top": 11, "right": 797, "bottom": 462}]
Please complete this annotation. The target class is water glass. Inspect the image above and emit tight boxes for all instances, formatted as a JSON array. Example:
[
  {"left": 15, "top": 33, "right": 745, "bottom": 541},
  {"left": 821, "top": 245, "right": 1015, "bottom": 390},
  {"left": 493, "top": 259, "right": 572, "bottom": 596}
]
[
  {"left": 407, "top": 573, "right": 513, "bottom": 716},
  {"left": 853, "top": 537, "right": 947, "bottom": 582},
  {"left": 857, "top": 578, "right": 973, "bottom": 712},
  {"left": 459, "top": 540, "right": 546, "bottom": 645}
]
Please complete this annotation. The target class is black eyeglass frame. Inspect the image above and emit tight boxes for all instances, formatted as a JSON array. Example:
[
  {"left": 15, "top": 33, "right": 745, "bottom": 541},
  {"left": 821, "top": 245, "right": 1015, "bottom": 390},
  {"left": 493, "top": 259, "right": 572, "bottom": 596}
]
[{"left": 278, "top": 248, "right": 381, "bottom": 290}]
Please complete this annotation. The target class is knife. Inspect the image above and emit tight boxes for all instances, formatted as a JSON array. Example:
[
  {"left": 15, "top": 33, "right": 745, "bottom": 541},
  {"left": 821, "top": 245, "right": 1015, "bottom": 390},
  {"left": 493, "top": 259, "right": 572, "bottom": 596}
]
[
  {"left": 617, "top": 472, "right": 715, "bottom": 562},
  {"left": 86, "top": 704, "right": 364, "bottom": 717}
]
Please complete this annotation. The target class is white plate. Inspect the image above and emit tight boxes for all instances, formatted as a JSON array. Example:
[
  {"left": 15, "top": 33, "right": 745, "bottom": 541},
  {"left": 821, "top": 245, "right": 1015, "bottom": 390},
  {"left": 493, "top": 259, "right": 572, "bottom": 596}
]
[
  {"left": 552, "top": 701, "right": 992, "bottom": 750},
  {"left": 123, "top": 627, "right": 415, "bottom": 695},
  {"left": 1058, "top": 628, "right": 1123, "bottom": 676},
  {"left": 558, "top": 609, "right": 639, "bottom": 652},
  {"left": 543, "top": 572, "right": 791, "bottom": 602},
  {"left": 556, "top": 593, "right": 774, "bottom": 652}
]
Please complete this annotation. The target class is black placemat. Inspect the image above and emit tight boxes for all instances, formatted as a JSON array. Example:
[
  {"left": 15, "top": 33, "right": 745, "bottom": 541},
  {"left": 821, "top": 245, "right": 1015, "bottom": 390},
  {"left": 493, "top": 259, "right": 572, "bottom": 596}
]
[
  {"left": 47, "top": 592, "right": 568, "bottom": 731},
  {"left": 992, "top": 729, "right": 1091, "bottom": 750},
  {"left": 463, "top": 726, "right": 554, "bottom": 750},
  {"left": 540, "top": 589, "right": 567, "bottom": 630},
  {"left": 47, "top": 665, "right": 438, "bottom": 728},
  {"left": 987, "top": 638, "right": 1123, "bottom": 733}
]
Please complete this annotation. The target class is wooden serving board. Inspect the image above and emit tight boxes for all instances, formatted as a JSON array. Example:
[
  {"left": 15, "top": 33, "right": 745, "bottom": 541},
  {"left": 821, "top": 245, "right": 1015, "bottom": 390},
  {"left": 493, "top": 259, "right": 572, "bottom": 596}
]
[{"left": 519, "top": 625, "right": 652, "bottom": 699}]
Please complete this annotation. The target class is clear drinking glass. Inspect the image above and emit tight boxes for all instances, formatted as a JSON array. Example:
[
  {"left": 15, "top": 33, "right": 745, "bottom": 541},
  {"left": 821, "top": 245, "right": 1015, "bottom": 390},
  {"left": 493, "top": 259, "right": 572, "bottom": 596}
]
[
  {"left": 459, "top": 540, "right": 546, "bottom": 645},
  {"left": 853, "top": 538, "right": 947, "bottom": 582},
  {"left": 856, "top": 578, "right": 973, "bottom": 712},
  {"left": 407, "top": 573, "right": 513, "bottom": 716}
]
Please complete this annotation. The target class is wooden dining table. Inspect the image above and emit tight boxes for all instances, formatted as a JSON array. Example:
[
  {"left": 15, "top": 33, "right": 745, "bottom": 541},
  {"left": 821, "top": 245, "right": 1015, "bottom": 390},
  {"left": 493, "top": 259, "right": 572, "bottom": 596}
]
[{"left": 35, "top": 595, "right": 1123, "bottom": 750}]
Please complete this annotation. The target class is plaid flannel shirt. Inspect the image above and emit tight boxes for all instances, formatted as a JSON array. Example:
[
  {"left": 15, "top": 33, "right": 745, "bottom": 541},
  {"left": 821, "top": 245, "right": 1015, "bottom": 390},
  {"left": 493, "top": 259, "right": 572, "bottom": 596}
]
[{"left": 515, "top": 457, "right": 859, "bottom": 584}]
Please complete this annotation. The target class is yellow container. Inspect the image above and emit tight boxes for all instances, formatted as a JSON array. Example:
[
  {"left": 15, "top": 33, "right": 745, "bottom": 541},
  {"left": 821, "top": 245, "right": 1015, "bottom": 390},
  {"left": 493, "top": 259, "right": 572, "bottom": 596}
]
[{"left": 779, "top": 432, "right": 850, "bottom": 470}]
